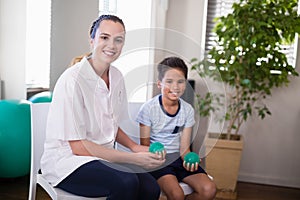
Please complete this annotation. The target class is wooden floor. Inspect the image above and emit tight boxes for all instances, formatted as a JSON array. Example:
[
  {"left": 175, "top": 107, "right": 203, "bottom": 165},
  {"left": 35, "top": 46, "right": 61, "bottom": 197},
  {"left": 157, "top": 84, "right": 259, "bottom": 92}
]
[{"left": 1, "top": 175, "right": 300, "bottom": 200}]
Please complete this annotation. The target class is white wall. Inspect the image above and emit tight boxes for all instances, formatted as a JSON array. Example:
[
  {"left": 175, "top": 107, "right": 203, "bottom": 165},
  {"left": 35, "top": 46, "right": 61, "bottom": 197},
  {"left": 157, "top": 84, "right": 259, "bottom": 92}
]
[
  {"left": 0, "top": 0, "right": 27, "bottom": 99},
  {"left": 163, "top": 0, "right": 300, "bottom": 188},
  {"left": 238, "top": 49, "right": 300, "bottom": 188},
  {"left": 50, "top": 0, "right": 99, "bottom": 90},
  {"left": 0, "top": 0, "right": 99, "bottom": 97},
  {"left": 151, "top": 0, "right": 206, "bottom": 96}
]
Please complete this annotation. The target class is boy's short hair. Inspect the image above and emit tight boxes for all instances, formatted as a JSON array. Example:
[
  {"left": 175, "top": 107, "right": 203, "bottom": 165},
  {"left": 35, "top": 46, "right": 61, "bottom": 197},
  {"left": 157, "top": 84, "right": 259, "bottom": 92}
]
[{"left": 157, "top": 57, "right": 188, "bottom": 81}]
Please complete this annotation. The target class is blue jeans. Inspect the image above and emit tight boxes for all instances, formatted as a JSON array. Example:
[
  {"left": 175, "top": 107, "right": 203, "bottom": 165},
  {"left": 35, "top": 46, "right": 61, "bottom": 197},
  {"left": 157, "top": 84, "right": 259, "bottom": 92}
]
[{"left": 56, "top": 160, "right": 160, "bottom": 200}]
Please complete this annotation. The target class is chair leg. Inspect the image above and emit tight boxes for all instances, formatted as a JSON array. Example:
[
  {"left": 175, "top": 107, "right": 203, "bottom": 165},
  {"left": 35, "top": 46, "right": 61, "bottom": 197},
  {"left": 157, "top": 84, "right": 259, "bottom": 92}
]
[{"left": 28, "top": 180, "right": 37, "bottom": 200}]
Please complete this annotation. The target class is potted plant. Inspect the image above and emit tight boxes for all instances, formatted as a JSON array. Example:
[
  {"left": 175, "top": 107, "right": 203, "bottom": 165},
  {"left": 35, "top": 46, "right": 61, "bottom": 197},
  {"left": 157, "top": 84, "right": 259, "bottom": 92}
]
[{"left": 191, "top": 0, "right": 300, "bottom": 198}]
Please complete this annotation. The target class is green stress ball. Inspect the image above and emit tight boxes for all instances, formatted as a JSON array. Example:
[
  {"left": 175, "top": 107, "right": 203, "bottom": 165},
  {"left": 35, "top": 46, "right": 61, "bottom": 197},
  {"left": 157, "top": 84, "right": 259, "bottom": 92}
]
[
  {"left": 149, "top": 142, "right": 165, "bottom": 153},
  {"left": 184, "top": 152, "right": 200, "bottom": 165}
]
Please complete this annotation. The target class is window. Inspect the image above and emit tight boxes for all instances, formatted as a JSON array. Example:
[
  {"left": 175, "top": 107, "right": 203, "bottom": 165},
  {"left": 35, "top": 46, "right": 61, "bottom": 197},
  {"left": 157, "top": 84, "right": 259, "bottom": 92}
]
[
  {"left": 99, "top": 0, "right": 153, "bottom": 102},
  {"left": 205, "top": 0, "right": 298, "bottom": 67},
  {"left": 25, "top": 0, "right": 51, "bottom": 88}
]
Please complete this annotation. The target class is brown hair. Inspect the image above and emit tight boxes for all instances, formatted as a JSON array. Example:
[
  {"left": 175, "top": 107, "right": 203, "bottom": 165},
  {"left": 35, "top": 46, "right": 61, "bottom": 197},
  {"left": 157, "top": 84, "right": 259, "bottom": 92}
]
[
  {"left": 89, "top": 14, "right": 125, "bottom": 39},
  {"left": 157, "top": 57, "right": 188, "bottom": 81},
  {"left": 69, "top": 52, "right": 91, "bottom": 66}
]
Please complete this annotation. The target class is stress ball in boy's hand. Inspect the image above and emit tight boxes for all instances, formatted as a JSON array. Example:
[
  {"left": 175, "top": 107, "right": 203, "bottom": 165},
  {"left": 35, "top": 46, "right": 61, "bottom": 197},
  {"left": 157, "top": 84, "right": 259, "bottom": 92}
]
[
  {"left": 184, "top": 152, "right": 200, "bottom": 165},
  {"left": 149, "top": 142, "right": 165, "bottom": 153}
]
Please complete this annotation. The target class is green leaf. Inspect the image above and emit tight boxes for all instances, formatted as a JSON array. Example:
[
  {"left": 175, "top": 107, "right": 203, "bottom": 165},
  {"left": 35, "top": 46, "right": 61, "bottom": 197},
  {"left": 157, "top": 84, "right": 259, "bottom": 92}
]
[{"left": 191, "top": 0, "right": 299, "bottom": 135}]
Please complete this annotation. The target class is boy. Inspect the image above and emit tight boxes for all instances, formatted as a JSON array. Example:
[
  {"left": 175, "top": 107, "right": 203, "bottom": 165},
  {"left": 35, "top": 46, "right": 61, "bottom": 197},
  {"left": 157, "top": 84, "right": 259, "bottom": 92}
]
[{"left": 136, "top": 57, "right": 216, "bottom": 200}]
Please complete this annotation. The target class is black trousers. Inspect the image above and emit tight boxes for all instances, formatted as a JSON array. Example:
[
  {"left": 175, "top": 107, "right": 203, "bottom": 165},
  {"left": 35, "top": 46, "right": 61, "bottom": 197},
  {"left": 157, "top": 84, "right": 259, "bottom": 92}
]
[{"left": 56, "top": 160, "right": 161, "bottom": 200}]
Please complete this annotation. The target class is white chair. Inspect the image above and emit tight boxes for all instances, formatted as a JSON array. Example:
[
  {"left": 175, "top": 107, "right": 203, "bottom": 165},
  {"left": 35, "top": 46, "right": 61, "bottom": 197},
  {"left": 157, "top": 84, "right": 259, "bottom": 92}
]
[{"left": 28, "top": 103, "right": 106, "bottom": 200}]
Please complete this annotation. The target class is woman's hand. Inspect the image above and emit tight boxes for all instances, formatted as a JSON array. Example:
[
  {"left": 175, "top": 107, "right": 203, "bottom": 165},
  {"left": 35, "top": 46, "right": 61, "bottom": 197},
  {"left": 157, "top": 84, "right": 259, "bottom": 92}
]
[
  {"left": 134, "top": 151, "right": 165, "bottom": 169},
  {"left": 130, "top": 144, "right": 166, "bottom": 161},
  {"left": 130, "top": 144, "right": 149, "bottom": 153}
]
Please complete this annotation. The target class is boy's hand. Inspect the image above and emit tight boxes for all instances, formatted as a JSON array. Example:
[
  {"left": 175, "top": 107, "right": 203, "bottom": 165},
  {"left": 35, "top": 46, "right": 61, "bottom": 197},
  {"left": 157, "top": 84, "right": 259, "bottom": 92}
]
[
  {"left": 183, "top": 160, "right": 199, "bottom": 172},
  {"left": 183, "top": 152, "right": 201, "bottom": 172}
]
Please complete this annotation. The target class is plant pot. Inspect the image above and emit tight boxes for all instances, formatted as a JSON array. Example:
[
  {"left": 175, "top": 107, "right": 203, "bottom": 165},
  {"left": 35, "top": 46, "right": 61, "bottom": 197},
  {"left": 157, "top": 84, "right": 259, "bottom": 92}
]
[{"left": 205, "top": 133, "right": 244, "bottom": 199}]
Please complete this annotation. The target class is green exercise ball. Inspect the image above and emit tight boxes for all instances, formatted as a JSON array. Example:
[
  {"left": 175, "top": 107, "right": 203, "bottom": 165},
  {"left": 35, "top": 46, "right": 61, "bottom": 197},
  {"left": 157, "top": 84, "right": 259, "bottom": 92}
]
[
  {"left": 0, "top": 99, "right": 31, "bottom": 178},
  {"left": 184, "top": 152, "right": 200, "bottom": 165},
  {"left": 28, "top": 91, "right": 52, "bottom": 103},
  {"left": 149, "top": 142, "right": 165, "bottom": 153}
]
